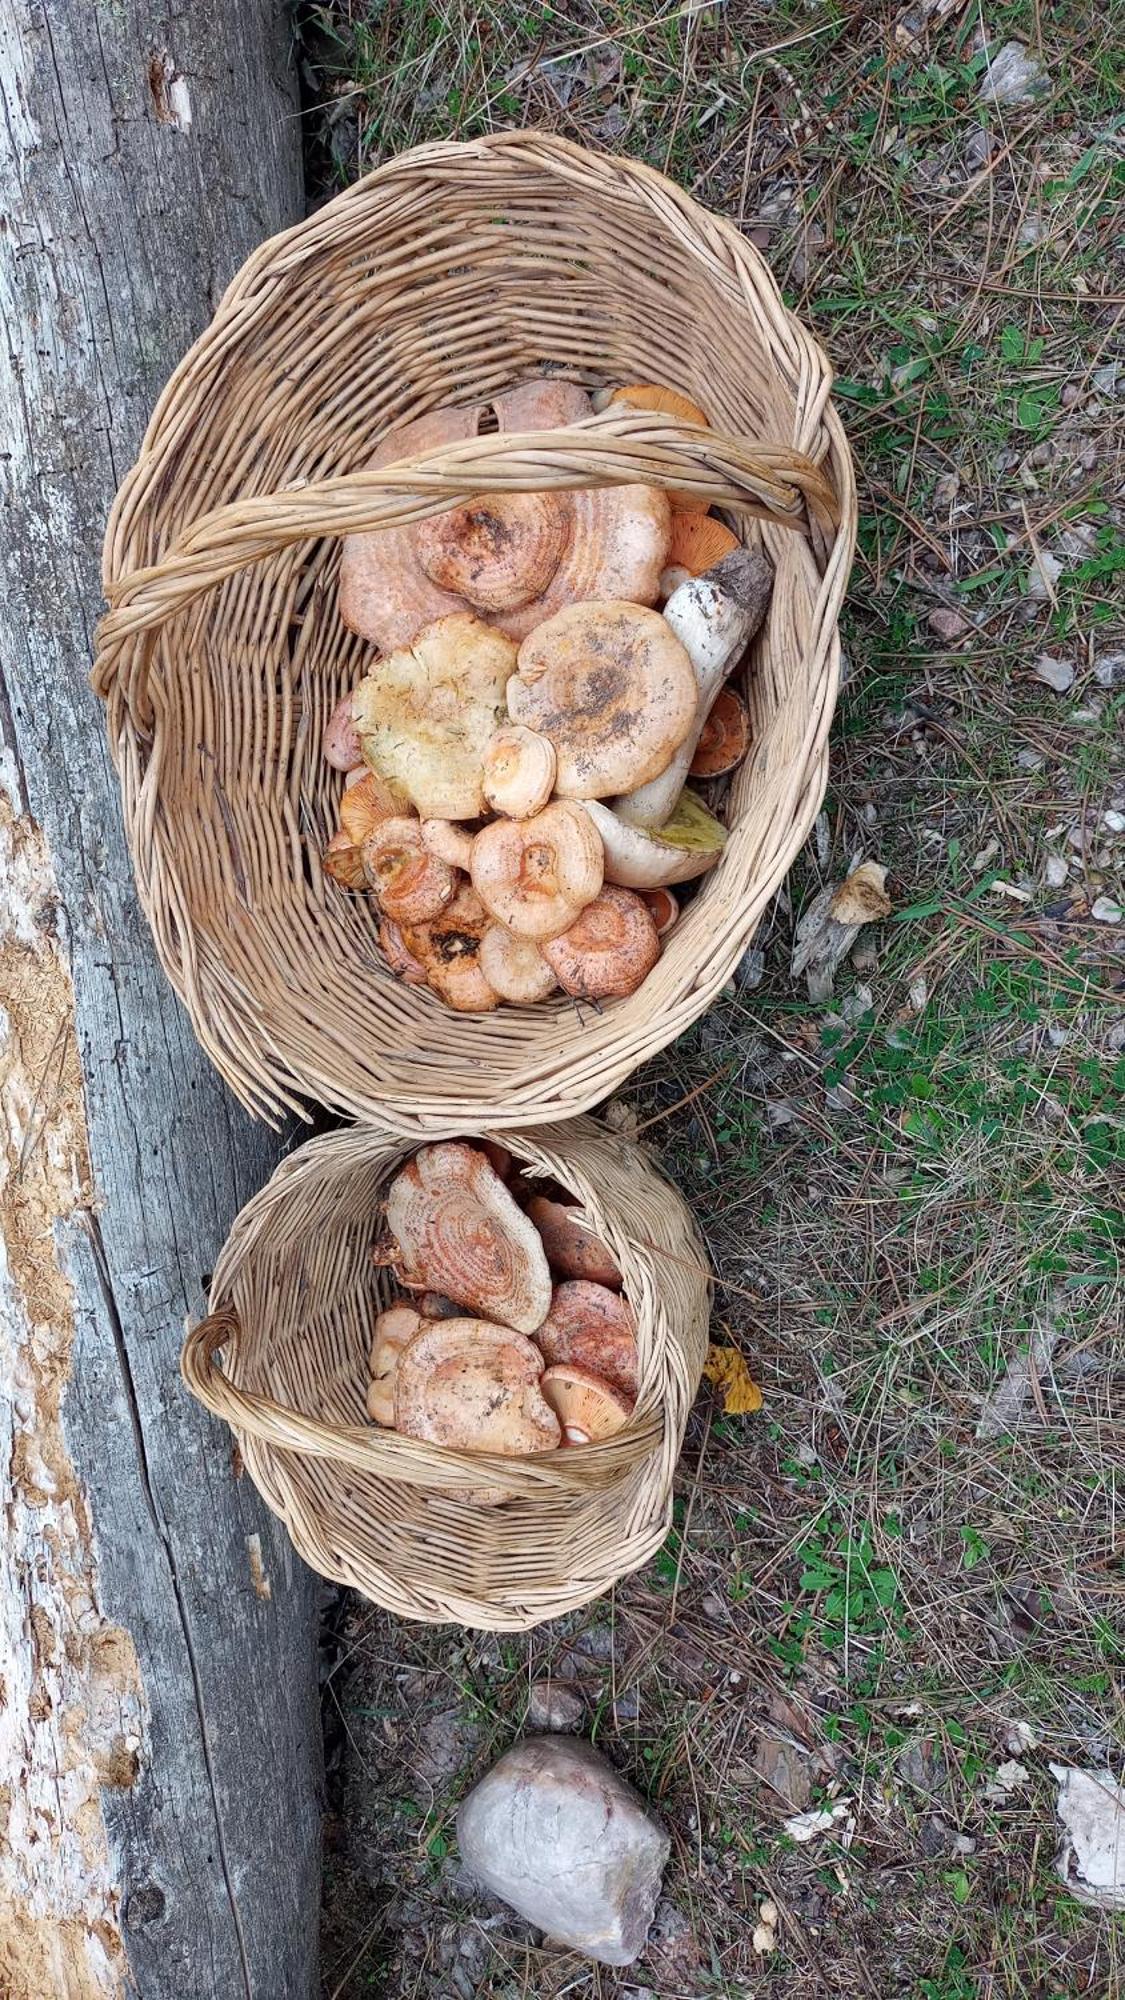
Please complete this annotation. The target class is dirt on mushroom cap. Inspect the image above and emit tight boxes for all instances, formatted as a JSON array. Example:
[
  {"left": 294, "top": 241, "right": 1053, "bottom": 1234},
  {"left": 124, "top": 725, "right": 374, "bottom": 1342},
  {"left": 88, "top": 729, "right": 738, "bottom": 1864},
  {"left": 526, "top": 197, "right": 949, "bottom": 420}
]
[
  {"left": 510, "top": 601, "right": 697, "bottom": 798},
  {"left": 385, "top": 1141, "right": 552, "bottom": 1334},
  {"left": 394, "top": 1317, "right": 561, "bottom": 1455},
  {"left": 353, "top": 612, "right": 517, "bottom": 821}
]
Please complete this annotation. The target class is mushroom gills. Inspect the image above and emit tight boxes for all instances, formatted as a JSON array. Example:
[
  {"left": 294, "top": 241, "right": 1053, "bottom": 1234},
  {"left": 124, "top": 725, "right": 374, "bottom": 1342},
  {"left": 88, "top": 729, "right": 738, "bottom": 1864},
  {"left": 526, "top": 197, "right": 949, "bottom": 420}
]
[{"left": 540, "top": 1363, "right": 634, "bottom": 1445}]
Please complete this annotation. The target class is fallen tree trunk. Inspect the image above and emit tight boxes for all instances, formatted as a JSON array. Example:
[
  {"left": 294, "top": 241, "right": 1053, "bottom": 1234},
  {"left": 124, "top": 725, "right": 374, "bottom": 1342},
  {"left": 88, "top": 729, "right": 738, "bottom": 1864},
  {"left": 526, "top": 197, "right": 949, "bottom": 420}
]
[{"left": 0, "top": 5, "right": 323, "bottom": 1996}]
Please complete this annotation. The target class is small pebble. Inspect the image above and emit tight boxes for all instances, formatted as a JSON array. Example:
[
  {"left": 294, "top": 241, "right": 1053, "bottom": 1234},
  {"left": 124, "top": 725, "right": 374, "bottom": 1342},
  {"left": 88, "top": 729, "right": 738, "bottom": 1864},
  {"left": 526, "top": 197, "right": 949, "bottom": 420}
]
[
  {"left": 1091, "top": 896, "right": 1123, "bottom": 924},
  {"left": 1027, "top": 551, "right": 1064, "bottom": 601},
  {"left": 927, "top": 607, "right": 968, "bottom": 642},
  {"left": 1103, "top": 810, "right": 1125, "bottom": 834},
  {"left": 1045, "top": 854, "right": 1069, "bottom": 887},
  {"left": 1033, "top": 655, "right": 1075, "bottom": 694}
]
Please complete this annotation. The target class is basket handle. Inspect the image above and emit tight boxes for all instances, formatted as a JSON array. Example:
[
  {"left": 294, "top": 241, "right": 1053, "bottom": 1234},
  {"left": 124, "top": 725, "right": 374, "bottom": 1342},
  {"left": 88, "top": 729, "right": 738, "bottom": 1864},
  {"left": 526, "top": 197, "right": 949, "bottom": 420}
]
[
  {"left": 94, "top": 410, "right": 839, "bottom": 697},
  {"left": 182, "top": 1308, "right": 662, "bottom": 1497}
]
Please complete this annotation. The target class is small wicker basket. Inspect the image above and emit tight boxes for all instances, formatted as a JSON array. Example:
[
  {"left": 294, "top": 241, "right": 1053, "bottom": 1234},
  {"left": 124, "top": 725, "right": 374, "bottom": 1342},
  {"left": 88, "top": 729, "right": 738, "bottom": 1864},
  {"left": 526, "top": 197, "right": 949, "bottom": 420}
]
[
  {"left": 181, "top": 1118, "right": 711, "bottom": 1630},
  {"left": 95, "top": 132, "right": 855, "bottom": 1133}
]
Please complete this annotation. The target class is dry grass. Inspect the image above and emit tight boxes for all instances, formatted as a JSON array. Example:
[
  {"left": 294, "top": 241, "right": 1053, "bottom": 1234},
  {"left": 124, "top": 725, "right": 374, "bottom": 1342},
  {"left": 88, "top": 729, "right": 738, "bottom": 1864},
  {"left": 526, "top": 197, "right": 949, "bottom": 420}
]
[{"left": 300, "top": 3, "right": 1124, "bottom": 1992}]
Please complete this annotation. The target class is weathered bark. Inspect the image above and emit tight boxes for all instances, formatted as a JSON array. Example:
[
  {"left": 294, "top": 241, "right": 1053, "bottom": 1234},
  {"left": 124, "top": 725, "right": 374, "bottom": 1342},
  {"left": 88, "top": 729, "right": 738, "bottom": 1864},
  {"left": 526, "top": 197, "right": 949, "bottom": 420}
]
[{"left": 0, "top": 5, "right": 323, "bottom": 1997}]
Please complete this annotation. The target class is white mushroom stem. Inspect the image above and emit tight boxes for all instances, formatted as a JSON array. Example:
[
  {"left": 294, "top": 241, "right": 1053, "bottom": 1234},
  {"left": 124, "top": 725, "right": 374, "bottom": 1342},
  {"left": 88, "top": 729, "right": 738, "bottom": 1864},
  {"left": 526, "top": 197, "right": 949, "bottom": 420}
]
[
  {"left": 615, "top": 548, "right": 772, "bottom": 830},
  {"left": 581, "top": 795, "right": 725, "bottom": 890}
]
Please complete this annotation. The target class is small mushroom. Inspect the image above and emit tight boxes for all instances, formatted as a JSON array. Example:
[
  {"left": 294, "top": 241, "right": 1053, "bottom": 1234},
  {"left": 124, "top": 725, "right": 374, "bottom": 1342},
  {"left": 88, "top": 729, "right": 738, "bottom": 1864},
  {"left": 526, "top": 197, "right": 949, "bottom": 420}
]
[
  {"left": 525, "top": 1195, "right": 622, "bottom": 1289},
  {"left": 535, "top": 1279, "right": 639, "bottom": 1398},
  {"left": 617, "top": 547, "right": 773, "bottom": 829},
  {"left": 689, "top": 686, "right": 751, "bottom": 778},
  {"left": 384, "top": 1141, "right": 552, "bottom": 1334},
  {"left": 596, "top": 383, "right": 712, "bottom": 513},
  {"left": 482, "top": 725, "right": 557, "bottom": 819},
  {"left": 394, "top": 1318, "right": 562, "bottom": 1461},
  {"left": 366, "top": 1303, "right": 424, "bottom": 1427},
  {"left": 471, "top": 801, "right": 604, "bottom": 942},
  {"left": 339, "top": 384, "right": 670, "bottom": 651},
  {"left": 364, "top": 817, "right": 458, "bottom": 925},
  {"left": 659, "top": 514, "right": 740, "bottom": 599},
  {"left": 639, "top": 886, "right": 680, "bottom": 937},
  {"left": 379, "top": 917, "right": 429, "bottom": 986},
  {"left": 323, "top": 688, "right": 363, "bottom": 771},
  {"left": 323, "top": 770, "right": 409, "bottom": 890},
  {"left": 479, "top": 926, "right": 558, "bottom": 1005},
  {"left": 542, "top": 886, "right": 660, "bottom": 1001},
  {"left": 403, "top": 884, "right": 499, "bottom": 1012},
  {"left": 352, "top": 612, "right": 518, "bottom": 820},
  {"left": 540, "top": 1363, "right": 634, "bottom": 1445},
  {"left": 509, "top": 602, "right": 698, "bottom": 799},
  {"left": 582, "top": 792, "right": 727, "bottom": 890},
  {"left": 421, "top": 819, "right": 475, "bottom": 871}
]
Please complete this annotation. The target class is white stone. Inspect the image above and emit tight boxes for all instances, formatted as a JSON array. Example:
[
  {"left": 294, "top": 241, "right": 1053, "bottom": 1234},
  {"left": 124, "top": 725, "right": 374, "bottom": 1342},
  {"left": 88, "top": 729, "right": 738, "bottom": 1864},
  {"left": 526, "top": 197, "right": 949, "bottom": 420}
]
[
  {"left": 457, "top": 1736, "right": 669, "bottom": 1965},
  {"left": 1027, "top": 550, "right": 1064, "bottom": 600},
  {"left": 1091, "top": 897, "right": 1123, "bottom": 924},
  {"left": 1045, "top": 854, "right": 1069, "bottom": 887},
  {"left": 979, "top": 41, "right": 1049, "bottom": 105},
  {"left": 1033, "top": 655, "right": 1074, "bottom": 693}
]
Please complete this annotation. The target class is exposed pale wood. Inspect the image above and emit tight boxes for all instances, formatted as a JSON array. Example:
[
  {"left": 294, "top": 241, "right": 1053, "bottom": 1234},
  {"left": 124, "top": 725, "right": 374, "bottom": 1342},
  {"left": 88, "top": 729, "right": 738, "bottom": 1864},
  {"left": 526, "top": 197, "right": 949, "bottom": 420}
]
[{"left": 0, "top": 5, "right": 322, "bottom": 1996}]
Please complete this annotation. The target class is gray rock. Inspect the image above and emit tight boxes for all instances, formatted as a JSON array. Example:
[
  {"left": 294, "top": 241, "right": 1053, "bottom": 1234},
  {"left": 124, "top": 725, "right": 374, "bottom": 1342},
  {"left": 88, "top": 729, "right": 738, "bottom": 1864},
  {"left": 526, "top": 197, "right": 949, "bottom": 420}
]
[
  {"left": 457, "top": 1736, "right": 669, "bottom": 1966},
  {"left": 1094, "top": 651, "right": 1125, "bottom": 689},
  {"left": 527, "top": 1679, "right": 586, "bottom": 1733},
  {"left": 1033, "top": 654, "right": 1075, "bottom": 693},
  {"left": 979, "top": 40, "right": 1049, "bottom": 106}
]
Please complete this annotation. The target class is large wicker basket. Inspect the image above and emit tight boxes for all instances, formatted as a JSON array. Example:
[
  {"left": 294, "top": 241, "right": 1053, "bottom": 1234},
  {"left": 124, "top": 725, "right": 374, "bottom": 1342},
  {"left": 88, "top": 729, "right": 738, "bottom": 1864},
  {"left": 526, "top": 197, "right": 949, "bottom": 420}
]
[
  {"left": 95, "top": 132, "right": 855, "bottom": 1133},
  {"left": 181, "top": 1119, "right": 711, "bottom": 1630}
]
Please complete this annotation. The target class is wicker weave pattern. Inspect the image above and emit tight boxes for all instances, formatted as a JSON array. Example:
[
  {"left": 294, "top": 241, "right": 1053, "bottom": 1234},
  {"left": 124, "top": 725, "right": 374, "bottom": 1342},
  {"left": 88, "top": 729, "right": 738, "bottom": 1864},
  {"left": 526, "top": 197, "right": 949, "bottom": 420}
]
[
  {"left": 96, "top": 132, "right": 855, "bottom": 1132},
  {"left": 181, "top": 1118, "right": 711, "bottom": 1630}
]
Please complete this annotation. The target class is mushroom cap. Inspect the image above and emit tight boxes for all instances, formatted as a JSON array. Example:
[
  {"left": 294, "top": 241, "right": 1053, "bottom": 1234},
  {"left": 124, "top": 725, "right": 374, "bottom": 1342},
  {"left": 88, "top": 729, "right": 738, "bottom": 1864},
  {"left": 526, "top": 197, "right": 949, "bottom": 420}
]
[
  {"left": 366, "top": 1303, "right": 425, "bottom": 1427},
  {"left": 639, "top": 886, "right": 680, "bottom": 937},
  {"left": 540, "top": 1362, "right": 634, "bottom": 1445},
  {"left": 689, "top": 686, "right": 751, "bottom": 778},
  {"left": 353, "top": 612, "right": 517, "bottom": 821},
  {"left": 379, "top": 917, "right": 429, "bottom": 986},
  {"left": 481, "top": 725, "right": 557, "bottom": 820},
  {"left": 541, "top": 885, "right": 660, "bottom": 1000},
  {"left": 418, "top": 1291, "right": 462, "bottom": 1319},
  {"left": 510, "top": 602, "right": 697, "bottom": 798},
  {"left": 471, "top": 801, "right": 604, "bottom": 943},
  {"left": 534, "top": 1279, "right": 639, "bottom": 1399},
  {"left": 402, "top": 884, "right": 499, "bottom": 1012},
  {"left": 364, "top": 817, "right": 458, "bottom": 926},
  {"left": 394, "top": 1317, "right": 561, "bottom": 1455},
  {"left": 322, "top": 829, "right": 368, "bottom": 892},
  {"left": 337, "top": 384, "right": 671, "bottom": 650},
  {"left": 479, "top": 926, "right": 558, "bottom": 1005},
  {"left": 604, "top": 384, "right": 712, "bottom": 513},
  {"left": 384, "top": 1141, "right": 552, "bottom": 1334},
  {"left": 324, "top": 770, "right": 410, "bottom": 891},
  {"left": 582, "top": 792, "right": 727, "bottom": 890},
  {"left": 525, "top": 1195, "right": 622, "bottom": 1289},
  {"left": 323, "top": 688, "right": 363, "bottom": 770},
  {"left": 420, "top": 819, "right": 475, "bottom": 871}
]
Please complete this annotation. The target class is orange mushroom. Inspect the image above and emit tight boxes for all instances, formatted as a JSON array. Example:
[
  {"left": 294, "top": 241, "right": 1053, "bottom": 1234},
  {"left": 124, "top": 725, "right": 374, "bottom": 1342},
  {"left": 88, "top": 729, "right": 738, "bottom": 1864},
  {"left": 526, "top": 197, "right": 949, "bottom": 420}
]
[
  {"left": 541, "top": 886, "right": 660, "bottom": 1001},
  {"left": 402, "top": 885, "right": 499, "bottom": 1012},
  {"left": 366, "top": 1303, "right": 424, "bottom": 1427},
  {"left": 479, "top": 926, "right": 558, "bottom": 1005},
  {"left": 471, "top": 801, "right": 604, "bottom": 943},
  {"left": 384, "top": 1141, "right": 552, "bottom": 1334},
  {"left": 339, "top": 382, "right": 671, "bottom": 651},
  {"left": 509, "top": 602, "right": 697, "bottom": 799},
  {"left": 689, "top": 686, "right": 751, "bottom": 778},
  {"left": 526, "top": 1195, "right": 622, "bottom": 1289},
  {"left": 323, "top": 770, "right": 408, "bottom": 891},
  {"left": 481, "top": 725, "right": 557, "bottom": 820},
  {"left": 363, "top": 818, "right": 458, "bottom": 926},
  {"left": 659, "top": 514, "right": 740, "bottom": 599},
  {"left": 394, "top": 1318, "right": 562, "bottom": 1467},
  {"left": 597, "top": 383, "right": 713, "bottom": 513},
  {"left": 378, "top": 917, "right": 429, "bottom": 986},
  {"left": 639, "top": 887, "right": 680, "bottom": 938},
  {"left": 535, "top": 1280, "right": 639, "bottom": 1399},
  {"left": 540, "top": 1363, "right": 634, "bottom": 1445}
]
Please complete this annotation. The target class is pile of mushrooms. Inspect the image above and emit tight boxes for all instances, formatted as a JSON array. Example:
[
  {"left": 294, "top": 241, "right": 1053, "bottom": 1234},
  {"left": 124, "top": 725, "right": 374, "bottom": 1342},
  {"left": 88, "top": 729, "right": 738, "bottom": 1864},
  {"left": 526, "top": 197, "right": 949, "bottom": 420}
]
[
  {"left": 323, "top": 378, "right": 775, "bottom": 1011},
  {"left": 366, "top": 1140, "right": 640, "bottom": 1498}
]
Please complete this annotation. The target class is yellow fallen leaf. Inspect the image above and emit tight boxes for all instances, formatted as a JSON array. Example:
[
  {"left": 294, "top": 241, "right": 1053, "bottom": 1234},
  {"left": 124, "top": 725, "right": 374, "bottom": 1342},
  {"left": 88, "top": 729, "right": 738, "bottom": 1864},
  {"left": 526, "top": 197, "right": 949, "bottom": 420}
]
[{"left": 703, "top": 1344, "right": 763, "bottom": 1415}]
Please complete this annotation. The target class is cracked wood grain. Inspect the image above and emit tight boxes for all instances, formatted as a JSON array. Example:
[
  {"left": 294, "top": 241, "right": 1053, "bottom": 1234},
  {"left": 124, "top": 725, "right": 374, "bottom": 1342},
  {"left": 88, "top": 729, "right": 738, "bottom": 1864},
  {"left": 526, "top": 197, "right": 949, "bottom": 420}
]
[{"left": 0, "top": 4, "right": 322, "bottom": 1995}]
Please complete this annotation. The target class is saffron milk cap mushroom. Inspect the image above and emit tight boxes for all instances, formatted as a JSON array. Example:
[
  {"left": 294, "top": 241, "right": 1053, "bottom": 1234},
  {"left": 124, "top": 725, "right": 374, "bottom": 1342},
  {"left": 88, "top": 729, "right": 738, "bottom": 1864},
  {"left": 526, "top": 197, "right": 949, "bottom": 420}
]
[
  {"left": 509, "top": 602, "right": 697, "bottom": 799},
  {"left": 379, "top": 917, "right": 429, "bottom": 986},
  {"left": 594, "top": 382, "right": 713, "bottom": 513},
  {"left": 323, "top": 770, "right": 409, "bottom": 890},
  {"left": 639, "top": 887, "right": 680, "bottom": 937},
  {"left": 339, "top": 383, "right": 670, "bottom": 650},
  {"left": 689, "top": 687, "right": 751, "bottom": 778},
  {"left": 471, "top": 801, "right": 603, "bottom": 942},
  {"left": 363, "top": 818, "right": 458, "bottom": 925},
  {"left": 541, "top": 886, "right": 660, "bottom": 1000},
  {"left": 540, "top": 1363, "right": 634, "bottom": 1445},
  {"left": 353, "top": 612, "right": 517, "bottom": 821},
  {"left": 402, "top": 884, "right": 499, "bottom": 1012},
  {"left": 581, "top": 792, "right": 727, "bottom": 890},
  {"left": 394, "top": 1318, "right": 561, "bottom": 1462},
  {"left": 535, "top": 1280, "right": 639, "bottom": 1398},
  {"left": 479, "top": 927, "right": 558, "bottom": 1005},
  {"left": 617, "top": 547, "right": 773, "bottom": 830},
  {"left": 482, "top": 725, "right": 557, "bottom": 819},
  {"left": 385, "top": 1141, "right": 552, "bottom": 1334},
  {"left": 525, "top": 1196, "right": 622, "bottom": 1289},
  {"left": 659, "top": 514, "right": 740, "bottom": 600},
  {"left": 421, "top": 819, "right": 475, "bottom": 871},
  {"left": 366, "top": 1303, "right": 425, "bottom": 1427},
  {"left": 323, "top": 688, "right": 363, "bottom": 771}
]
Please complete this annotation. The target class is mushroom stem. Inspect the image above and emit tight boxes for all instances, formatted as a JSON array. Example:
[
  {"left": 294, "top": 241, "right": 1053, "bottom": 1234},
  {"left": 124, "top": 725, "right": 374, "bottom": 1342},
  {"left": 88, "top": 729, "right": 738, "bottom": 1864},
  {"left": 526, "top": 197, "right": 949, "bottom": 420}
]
[
  {"left": 615, "top": 548, "right": 773, "bottom": 830},
  {"left": 581, "top": 792, "right": 726, "bottom": 890}
]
